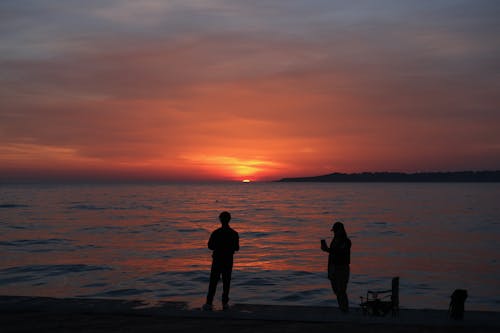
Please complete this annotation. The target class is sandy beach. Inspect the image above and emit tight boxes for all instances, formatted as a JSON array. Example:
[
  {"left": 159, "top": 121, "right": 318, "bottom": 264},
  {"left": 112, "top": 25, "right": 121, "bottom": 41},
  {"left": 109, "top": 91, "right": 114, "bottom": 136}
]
[{"left": 1, "top": 296, "right": 499, "bottom": 332}]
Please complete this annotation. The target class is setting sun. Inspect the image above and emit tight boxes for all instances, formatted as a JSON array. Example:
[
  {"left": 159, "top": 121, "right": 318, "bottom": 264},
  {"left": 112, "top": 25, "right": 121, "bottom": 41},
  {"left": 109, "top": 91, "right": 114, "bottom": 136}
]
[{"left": 242, "top": 179, "right": 251, "bottom": 183}]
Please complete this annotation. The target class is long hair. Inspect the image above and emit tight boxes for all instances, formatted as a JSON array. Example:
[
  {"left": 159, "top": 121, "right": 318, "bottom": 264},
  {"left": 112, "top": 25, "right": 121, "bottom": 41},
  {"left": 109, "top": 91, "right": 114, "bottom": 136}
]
[{"left": 333, "top": 221, "right": 348, "bottom": 240}]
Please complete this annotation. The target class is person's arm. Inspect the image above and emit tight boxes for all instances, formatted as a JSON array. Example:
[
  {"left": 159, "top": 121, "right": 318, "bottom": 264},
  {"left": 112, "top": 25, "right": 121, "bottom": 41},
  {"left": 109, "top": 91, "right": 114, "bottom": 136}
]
[
  {"left": 321, "top": 239, "right": 330, "bottom": 252},
  {"left": 234, "top": 232, "right": 240, "bottom": 252},
  {"left": 208, "top": 232, "right": 216, "bottom": 250}
]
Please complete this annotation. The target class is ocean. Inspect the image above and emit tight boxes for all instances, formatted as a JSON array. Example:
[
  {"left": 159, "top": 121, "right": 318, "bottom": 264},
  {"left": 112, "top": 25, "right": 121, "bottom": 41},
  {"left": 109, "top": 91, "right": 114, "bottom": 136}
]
[{"left": 1, "top": 182, "right": 499, "bottom": 311}]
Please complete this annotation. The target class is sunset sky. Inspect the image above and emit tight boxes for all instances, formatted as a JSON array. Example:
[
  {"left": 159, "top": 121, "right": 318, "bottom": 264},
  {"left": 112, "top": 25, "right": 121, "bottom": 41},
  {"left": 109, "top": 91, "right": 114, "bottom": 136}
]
[{"left": 1, "top": 1, "right": 500, "bottom": 182}]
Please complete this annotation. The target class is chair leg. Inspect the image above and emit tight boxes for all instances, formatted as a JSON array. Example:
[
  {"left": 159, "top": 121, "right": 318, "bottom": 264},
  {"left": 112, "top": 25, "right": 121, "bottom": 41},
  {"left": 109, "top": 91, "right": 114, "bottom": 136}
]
[{"left": 392, "top": 305, "right": 399, "bottom": 317}]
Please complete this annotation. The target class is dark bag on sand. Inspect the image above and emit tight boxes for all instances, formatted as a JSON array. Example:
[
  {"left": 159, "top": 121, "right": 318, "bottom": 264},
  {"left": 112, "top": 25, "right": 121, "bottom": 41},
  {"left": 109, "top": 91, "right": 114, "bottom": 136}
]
[{"left": 449, "top": 289, "right": 467, "bottom": 320}]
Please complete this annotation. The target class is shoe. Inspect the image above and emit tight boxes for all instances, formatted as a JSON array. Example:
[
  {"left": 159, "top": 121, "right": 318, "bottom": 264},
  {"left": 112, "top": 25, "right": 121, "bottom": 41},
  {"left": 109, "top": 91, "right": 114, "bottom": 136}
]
[
  {"left": 202, "top": 303, "right": 213, "bottom": 311},
  {"left": 222, "top": 303, "right": 229, "bottom": 311}
]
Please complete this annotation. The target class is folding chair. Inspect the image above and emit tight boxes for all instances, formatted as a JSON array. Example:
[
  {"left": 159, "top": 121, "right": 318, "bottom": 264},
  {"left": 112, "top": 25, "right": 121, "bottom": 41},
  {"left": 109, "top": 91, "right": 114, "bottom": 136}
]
[{"left": 360, "top": 277, "right": 399, "bottom": 316}]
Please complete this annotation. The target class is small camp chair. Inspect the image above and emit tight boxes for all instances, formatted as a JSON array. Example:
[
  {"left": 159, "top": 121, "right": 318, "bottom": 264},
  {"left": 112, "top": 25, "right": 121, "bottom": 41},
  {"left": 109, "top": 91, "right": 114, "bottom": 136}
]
[{"left": 360, "top": 277, "right": 399, "bottom": 316}]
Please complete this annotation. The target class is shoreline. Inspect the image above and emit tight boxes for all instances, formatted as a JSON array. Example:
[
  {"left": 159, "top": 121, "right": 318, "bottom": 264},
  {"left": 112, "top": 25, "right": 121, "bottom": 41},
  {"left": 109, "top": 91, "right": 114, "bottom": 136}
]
[
  {"left": 1, "top": 295, "right": 499, "bottom": 332},
  {"left": 276, "top": 170, "right": 500, "bottom": 182}
]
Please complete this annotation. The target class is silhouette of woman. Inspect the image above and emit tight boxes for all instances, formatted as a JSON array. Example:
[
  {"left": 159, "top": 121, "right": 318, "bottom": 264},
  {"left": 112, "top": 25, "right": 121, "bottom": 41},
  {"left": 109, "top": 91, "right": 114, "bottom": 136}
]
[{"left": 321, "top": 221, "right": 351, "bottom": 312}]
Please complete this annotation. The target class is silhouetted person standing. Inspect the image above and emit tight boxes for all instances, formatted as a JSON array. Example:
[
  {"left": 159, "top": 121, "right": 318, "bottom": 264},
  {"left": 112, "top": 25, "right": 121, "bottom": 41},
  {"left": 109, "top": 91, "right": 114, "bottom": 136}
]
[
  {"left": 203, "top": 211, "right": 239, "bottom": 311},
  {"left": 321, "top": 221, "right": 351, "bottom": 312}
]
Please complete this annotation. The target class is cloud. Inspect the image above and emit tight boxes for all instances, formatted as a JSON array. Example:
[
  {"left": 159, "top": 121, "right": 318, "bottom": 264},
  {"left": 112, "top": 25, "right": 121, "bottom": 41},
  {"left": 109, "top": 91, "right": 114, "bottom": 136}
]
[{"left": 1, "top": 1, "right": 500, "bottom": 180}]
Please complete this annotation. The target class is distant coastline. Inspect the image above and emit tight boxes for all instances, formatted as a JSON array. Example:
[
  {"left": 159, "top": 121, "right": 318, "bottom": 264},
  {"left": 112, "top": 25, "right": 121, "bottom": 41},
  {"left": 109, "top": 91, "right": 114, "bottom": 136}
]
[{"left": 277, "top": 170, "right": 500, "bottom": 182}]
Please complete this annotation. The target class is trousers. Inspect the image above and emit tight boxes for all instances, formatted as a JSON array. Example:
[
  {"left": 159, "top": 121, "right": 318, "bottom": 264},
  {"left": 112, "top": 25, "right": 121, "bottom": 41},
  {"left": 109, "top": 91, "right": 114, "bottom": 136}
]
[{"left": 206, "top": 258, "right": 233, "bottom": 305}]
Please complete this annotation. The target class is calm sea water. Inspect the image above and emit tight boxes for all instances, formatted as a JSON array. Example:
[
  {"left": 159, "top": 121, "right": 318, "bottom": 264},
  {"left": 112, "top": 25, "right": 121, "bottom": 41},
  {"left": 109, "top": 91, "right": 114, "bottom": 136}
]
[{"left": 0, "top": 182, "right": 499, "bottom": 311}]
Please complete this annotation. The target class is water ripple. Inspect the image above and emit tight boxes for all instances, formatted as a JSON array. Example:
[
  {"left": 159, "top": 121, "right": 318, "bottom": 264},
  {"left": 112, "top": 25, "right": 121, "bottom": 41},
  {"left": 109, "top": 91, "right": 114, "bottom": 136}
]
[
  {"left": 88, "top": 288, "right": 153, "bottom": 297},
  {"left": 0, "top": 238, "right": 71, "bottom": 247},
  {"left": 0, "top": 264, "right": 112, "bottom": 285},
  {"left": 69, "top": 204, "right": 107, "bottom": 210},
  {"left": 68, "top": 204, "right": 154, "bottom": 211},
  {"left": 0, "top": 204, "right": 29, "bottom": 208}
]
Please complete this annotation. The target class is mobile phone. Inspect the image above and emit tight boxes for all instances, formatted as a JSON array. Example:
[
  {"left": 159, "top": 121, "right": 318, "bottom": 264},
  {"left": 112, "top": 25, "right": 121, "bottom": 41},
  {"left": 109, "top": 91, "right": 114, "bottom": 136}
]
[{"left": 321, "top": 239, "right": 327, "bottom": 247}]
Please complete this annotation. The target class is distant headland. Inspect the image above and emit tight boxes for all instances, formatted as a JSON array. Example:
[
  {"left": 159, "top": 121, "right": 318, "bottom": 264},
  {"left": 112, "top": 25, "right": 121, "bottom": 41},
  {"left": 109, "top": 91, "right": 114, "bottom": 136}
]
[{"left": 277, "top": 170, "right": 500, "bottom": 182}]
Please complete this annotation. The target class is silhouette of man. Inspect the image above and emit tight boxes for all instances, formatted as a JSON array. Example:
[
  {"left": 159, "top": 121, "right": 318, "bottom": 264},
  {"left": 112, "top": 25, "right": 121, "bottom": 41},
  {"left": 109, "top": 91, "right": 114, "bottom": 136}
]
[
  {"left": 203, "top": 211, "right": 239, "bottom": 311},
  {"left": 321, "top": 221, "right": 351, "bottom": 312}
]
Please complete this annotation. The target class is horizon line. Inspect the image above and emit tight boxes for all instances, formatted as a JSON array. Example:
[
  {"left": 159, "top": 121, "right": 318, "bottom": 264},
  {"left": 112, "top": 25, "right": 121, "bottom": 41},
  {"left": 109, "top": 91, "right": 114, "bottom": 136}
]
[{"left": 2, "top": 169, "right": 500, "bottom": 185}]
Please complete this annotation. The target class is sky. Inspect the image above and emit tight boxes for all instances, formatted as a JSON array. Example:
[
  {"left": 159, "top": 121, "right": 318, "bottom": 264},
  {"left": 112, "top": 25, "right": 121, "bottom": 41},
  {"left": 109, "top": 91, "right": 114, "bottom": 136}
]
[{"left": 1, "top": 0, "right": 500, "bottom": 182}]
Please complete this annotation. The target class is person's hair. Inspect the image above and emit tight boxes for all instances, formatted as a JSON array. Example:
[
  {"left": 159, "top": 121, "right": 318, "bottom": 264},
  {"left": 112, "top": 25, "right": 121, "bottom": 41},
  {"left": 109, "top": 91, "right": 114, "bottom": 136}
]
[
  {"left": 333, "top": 221, "right": 347, "bottom": 239},
  {"left": 219, "top": 211, "right": 231, "bottom": 224}
]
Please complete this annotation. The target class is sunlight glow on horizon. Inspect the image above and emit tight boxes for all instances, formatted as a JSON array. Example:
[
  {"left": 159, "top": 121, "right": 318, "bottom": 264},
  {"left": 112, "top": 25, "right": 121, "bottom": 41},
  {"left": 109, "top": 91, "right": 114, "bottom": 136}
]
[{"left": 180, "top": 154, "right": 282, "bottom": 181}]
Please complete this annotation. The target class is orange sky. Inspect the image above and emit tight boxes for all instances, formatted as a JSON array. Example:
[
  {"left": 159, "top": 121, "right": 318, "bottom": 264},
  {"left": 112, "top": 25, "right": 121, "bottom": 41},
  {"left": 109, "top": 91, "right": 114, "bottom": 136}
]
[{"left": 1, "top": 1, "right": 500, "bottom": 182}]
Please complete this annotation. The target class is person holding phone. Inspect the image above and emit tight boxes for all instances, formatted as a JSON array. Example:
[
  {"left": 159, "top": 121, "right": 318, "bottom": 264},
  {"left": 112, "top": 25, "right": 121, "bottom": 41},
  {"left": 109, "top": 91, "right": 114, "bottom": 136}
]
[{"left": 321, "top": 221, "right": 351, "bottom": 312}]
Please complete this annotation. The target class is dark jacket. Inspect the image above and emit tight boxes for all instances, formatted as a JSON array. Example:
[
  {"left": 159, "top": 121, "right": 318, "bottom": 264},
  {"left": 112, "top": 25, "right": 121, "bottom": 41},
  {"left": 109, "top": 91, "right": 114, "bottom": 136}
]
[
  {"left": 208, "top": 226, "right": 239, "bottom": 261},
  {"left": 327, "top": 237, "right": 351, "bottom": 270}
]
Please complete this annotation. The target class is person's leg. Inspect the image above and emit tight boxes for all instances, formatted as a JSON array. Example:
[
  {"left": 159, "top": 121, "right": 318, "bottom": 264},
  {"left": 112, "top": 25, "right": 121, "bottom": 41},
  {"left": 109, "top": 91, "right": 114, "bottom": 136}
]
[
  {"left": 331, "top": 266, "right": 350, "bottom": 312},
  {"left": 329, "top": 278, "right": 338, "bottom": 295},
  {"left": 336, "top": 266, "right": 350, "bottom": 312},
  {"left": 206, "top": 261, "right": 221, "bottom": 305},
  {"left": 221, "top": 261, "right": 233, "bottom": 305},
  {"left": 337, "top": 290, "right": 349, "bottom": 312}
]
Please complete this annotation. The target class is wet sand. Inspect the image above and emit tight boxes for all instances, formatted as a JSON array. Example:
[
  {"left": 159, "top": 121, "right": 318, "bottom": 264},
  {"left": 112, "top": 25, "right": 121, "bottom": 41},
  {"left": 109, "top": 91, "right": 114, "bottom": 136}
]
[{"left": 1, "top": 296, "right": 499, "bottom": 332}]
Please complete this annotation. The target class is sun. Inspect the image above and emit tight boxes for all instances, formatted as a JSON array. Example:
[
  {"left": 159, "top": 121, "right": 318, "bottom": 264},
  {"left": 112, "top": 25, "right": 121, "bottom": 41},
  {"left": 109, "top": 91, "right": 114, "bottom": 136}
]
[{"left": 242, "top": 179, "right": 251, "bottom": 183}]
